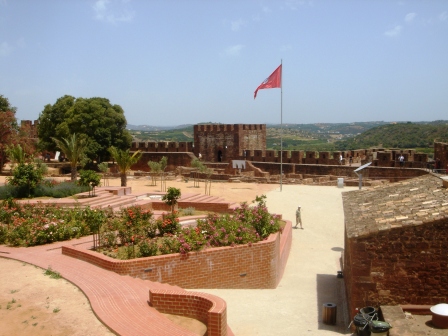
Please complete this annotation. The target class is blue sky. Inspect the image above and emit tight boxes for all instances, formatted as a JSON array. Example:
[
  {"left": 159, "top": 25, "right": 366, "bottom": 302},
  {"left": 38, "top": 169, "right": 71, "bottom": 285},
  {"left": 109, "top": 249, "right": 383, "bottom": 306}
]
[{"left": 1, "top": 0, "right": 447, "bottom": 126}]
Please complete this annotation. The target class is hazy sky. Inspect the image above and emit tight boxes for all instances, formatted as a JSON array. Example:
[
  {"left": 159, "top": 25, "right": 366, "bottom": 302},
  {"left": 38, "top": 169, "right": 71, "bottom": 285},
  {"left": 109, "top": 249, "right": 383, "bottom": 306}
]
[{"left": 1, "top": 0, "right": 447, "bottom": 126}]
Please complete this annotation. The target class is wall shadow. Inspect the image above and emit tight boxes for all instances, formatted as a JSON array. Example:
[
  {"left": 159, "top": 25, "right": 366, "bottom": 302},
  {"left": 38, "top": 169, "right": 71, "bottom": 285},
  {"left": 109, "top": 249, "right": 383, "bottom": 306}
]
[{"left": 316, "top": 273, "right": 354, "bottom": 334}]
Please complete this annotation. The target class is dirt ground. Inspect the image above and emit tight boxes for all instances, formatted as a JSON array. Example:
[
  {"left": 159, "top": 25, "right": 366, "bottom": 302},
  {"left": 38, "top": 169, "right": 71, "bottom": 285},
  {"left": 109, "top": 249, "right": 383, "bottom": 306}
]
[{"left": 0, "top": 174, "right": 277, "bottom": 335}]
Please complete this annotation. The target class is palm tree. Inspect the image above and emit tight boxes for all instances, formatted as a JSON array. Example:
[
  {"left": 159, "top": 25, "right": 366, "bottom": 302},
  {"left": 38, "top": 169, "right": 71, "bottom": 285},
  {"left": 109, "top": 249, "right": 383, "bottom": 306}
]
[
  {"left": 6, "top": 143, "right": 26, "bottom": 168},
  {"left": 52, "top": 133, "right": 87, "bottom": 181},
  {"left": 108, "top": 147, "right": 142, "bottom": 187}
]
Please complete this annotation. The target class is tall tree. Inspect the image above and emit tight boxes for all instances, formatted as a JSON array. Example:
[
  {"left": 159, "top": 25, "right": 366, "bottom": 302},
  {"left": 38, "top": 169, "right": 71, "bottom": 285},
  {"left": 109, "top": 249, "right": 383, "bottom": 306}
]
[
  {"left": 52, "top": 133, "right": 87, "bottom": 181},
  {"left": 38, "top": 95, "right": 132, "bottom": 161},
  {"left": 108, "top": 147, "right": 142, "bottom": 187},
  {"left": 0, "top": 95, "right": 18, "bottom": 172}
]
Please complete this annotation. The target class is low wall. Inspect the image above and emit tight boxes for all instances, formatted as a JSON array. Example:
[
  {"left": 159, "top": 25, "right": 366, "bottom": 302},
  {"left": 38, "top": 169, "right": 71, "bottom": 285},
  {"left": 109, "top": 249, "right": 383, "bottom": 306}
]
[
  {"left": 252, "top": 162, "right": 429, "bottom": 182},
  {"left": 62, "top": 220, "right": 292, "bottom": 289},
  {"left": 149, "top": 289, "right": 229, "bottom": 336}
]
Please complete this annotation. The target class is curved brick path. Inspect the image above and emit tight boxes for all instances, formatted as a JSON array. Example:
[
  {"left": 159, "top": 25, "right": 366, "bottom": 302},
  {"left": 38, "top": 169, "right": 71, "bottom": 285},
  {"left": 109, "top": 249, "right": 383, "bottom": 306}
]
[{"left": 0, "top": 236, "right": 214, "bottom": 336}]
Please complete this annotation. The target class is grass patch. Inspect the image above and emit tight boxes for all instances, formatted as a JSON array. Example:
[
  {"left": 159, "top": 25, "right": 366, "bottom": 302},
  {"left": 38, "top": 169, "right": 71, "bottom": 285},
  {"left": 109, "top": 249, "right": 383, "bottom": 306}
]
[{"left": 44, "top": 267, "right": 61, "bottom": 279}]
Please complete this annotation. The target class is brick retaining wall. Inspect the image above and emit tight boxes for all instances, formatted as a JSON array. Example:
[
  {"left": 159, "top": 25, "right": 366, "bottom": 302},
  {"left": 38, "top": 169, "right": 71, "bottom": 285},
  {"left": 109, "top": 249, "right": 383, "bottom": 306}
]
[
  {"left": 62, "top": 220, "right": 292, "bottom": 289},
  {"left": 149, "top": 289, "right": 229, "bottom": 336}
]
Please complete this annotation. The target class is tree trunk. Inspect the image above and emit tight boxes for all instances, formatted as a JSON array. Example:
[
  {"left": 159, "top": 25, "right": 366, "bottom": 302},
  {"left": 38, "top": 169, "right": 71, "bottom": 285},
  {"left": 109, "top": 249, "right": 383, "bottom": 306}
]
[
  {"left": 120, "top": 173, "right": 127, "bottom": 187},
  {"left": 71, "top": 166, "right": 77, "bottom": 181}
]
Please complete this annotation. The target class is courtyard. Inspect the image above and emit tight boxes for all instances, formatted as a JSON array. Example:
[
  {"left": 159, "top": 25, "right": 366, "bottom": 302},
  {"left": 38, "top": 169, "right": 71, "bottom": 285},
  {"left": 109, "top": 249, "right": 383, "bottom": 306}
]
[{"left": 0, "top": 175, "right": 357, "bottom": 335}]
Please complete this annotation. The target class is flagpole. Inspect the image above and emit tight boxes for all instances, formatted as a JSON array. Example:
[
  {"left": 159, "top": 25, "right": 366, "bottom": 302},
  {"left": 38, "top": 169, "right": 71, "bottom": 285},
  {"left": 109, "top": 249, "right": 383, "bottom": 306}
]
[{"left": 280, "top": 59, "right": 283, "bottom": 192}]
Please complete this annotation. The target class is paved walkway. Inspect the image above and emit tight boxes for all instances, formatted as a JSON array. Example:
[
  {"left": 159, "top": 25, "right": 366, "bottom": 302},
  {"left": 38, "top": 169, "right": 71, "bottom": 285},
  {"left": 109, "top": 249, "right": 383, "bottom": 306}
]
[
  {"left": 0, "top": 237, "right": 201, "bottom": 336},
  {"left": 0, "top": 183, "right": 357, "bottom": 335},
  {"left": 199, "top": 184, "right": 358, "bottom": 335}
]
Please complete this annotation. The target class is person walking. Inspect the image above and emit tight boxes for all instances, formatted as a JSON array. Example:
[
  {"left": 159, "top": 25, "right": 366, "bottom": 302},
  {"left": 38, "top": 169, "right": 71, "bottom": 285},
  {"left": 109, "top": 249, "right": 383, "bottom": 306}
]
[
  {"left": 295, "top": 206, "right": 303, "bottom": 229},
  {"left": 399, "top": 154, "right": 404, "bottom": 167}
]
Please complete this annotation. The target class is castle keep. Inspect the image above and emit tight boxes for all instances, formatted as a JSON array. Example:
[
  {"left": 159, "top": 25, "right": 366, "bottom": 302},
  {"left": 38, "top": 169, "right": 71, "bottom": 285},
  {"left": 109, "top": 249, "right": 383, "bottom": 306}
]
[{"left": 193, "top": 124, "right": 266, "bottom": 162}]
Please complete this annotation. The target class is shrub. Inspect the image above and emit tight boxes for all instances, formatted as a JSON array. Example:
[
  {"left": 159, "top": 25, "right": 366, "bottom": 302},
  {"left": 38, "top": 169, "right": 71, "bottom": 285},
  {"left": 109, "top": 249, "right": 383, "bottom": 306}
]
[
  {"left": 34, "top": 181, "right": 90, "bottom": 198},
  {"left": 180, "top": 207, "right": 195, "bottom": 216},
  {"left": 78, "top": 170, "right": 101, "bottom": 196},
  {"left": 116, "top": 206, "right": 155, "bottom": 246},
  {"left": 137, "top": 238, "right": 159, "bottom": 257},
  {"left": 0, "top": 202, "right": 94, "bottom": 246},
  {"left": 7, "top": 162, "right": 44, "bottom": 198},
  {"left": 157, "top": 212, "right": 181, "bottom": 236},
  {"left": 234, "top": 195, "right": 282, "bottom": 239},
  {"left": 158, "top": 236, "right": 180, "bottom": 255},
  {"left": 0, "top": 185, "right": 19, "bottom": 200},
  {"left": 177, "top": 226, "right": 207, "bottom": 254}
]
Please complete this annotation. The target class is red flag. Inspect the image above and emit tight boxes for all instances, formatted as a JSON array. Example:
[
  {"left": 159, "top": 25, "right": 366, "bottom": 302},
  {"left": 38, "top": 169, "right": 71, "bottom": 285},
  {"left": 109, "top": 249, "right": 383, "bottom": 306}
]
[{"left": 254, "top": 64, "right": 282, "bottom": 99}]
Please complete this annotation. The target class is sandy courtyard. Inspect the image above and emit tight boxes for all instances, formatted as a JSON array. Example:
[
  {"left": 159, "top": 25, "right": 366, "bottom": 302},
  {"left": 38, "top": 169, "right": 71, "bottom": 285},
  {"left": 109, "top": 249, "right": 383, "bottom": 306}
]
[{"left": 0, "top": 175, "right": 277, "bottom": 335}]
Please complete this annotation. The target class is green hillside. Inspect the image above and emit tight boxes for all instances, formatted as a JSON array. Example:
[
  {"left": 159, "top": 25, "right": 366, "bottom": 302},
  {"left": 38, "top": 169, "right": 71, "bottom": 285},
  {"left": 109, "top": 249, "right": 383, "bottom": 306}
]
[
  {"left": 128, "top": 121, "right": 448, "bottom": 154},
  {"left": 335, "top": 122, "right": 448, "bottom": 150}
]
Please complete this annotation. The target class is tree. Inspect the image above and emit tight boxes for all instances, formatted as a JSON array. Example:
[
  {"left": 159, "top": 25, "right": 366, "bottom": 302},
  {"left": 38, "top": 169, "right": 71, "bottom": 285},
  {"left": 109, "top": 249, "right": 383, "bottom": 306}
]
[
  {"left": 6, "top": 144, "right": 27, "bottom": 168},
  {"left": 108, "top": 147, "right": 142, "bottom": 187},
  {"left": 148, "top": 160, "right": 161, "bottom": 186},
  {"left": 78, "top": 170, "right": 101, "bottom": 197},
  {"left": 147, "top": 156, "right": 167, "bottom": 189},
  {"left": 7, "top": 162, "right": 44, "bottom": 198},
  {"left": 38, "top": 95, "right": 132, "bottom": 162},
  {"left": 162, "top": 187, "right": 181, "bottom": 214},
  {"left": 52, "top": 133, "right": 87, "bottom": 181},
  {"left": 0, "top": 95, "right": 18, "bottom": 172},
  {"left": 97, "top": 162, "right": 109, "bottom": 186}
]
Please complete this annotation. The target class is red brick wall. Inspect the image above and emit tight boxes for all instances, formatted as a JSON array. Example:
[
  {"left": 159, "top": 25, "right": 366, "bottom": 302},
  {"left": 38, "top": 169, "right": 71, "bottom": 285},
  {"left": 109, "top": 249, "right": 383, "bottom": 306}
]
[
  {"left": 62, "top": 220, "right": 292, "bottom": 289},
  {"left": 149, "top": 289, "right": 229, "bottom": 336},
  {"left": 344, "top": 218, "right": 448, "bottom": 319}
]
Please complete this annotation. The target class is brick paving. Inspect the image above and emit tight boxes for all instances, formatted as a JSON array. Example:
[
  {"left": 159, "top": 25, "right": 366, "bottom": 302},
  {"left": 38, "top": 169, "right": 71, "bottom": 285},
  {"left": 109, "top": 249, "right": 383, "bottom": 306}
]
[{"left": 0, "top": 237, "right": 216, "bottom": 336}]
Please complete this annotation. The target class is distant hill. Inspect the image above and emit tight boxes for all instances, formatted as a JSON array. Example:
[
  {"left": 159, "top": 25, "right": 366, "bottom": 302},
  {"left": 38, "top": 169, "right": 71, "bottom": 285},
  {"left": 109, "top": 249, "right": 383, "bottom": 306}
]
[
  {"left": 126, "top": 121, "right": 448, "bottom": 152},
  {"left": 335, "top": 121, "right": 448, "bottom": 150}
]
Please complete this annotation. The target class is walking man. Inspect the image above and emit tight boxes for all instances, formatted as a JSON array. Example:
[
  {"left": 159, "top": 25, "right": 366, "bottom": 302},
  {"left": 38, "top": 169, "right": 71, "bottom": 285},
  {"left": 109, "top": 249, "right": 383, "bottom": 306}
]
[{"left": 295, "top": 206, "right": 303, "bottom": 229}]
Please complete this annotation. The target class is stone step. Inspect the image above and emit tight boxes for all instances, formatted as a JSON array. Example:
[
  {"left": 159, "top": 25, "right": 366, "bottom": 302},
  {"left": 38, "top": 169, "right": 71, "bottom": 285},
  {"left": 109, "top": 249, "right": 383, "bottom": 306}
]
[{"left": 92, "top": 196, "right": 139, "bottom": 210}]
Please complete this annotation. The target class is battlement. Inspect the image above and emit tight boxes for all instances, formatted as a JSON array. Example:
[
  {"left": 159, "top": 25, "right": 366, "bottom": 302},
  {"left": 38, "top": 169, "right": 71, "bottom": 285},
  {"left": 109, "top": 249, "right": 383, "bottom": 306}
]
[
  {"left": 193, "top": 123, "right": 265, "bottom": 133},
  {"left": 20, "top": 119, "right": 39, "bottom": 138},
  {"left": 131, "top": 141, "right": 193, "bottom": 152}
]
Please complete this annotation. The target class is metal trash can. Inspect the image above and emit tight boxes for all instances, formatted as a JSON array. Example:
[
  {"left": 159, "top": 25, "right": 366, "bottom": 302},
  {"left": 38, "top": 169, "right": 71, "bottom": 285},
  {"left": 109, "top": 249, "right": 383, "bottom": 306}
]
[
  {"left": 337, "top": 178, "right": 344, "bottom": 188},
  {"left": 369, "top": 320, "right": 392, "bottom": 335},
  {"left": 360, "top": 306, "right": 377, "bottom": 319},
  {"left": 353, "top": 313, "right": 370, "bottom": 336},
  {"left": 322, "top": 303, "right": 337, "bottom": 325}
]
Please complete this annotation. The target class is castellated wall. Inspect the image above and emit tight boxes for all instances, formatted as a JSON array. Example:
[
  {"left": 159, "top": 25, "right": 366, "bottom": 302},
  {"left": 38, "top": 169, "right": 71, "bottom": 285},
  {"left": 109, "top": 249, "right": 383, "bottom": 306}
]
[
  {"left": 193, "top": 124, "right": 266, "bottom": 163},
  {"left": 129, "top": 141, "right": 429, "bottom": 177},
  {"left": 20, "top": 120, "right": 39, "bottom": 138}
]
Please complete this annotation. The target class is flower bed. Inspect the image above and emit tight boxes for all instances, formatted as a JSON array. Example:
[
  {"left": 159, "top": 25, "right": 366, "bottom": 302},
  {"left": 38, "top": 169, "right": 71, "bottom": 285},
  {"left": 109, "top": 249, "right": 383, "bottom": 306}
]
[
  {"left": 62, "top": 219, "right": 292, "bottom": 289},
  {"left": 95, "top": 195, "right": 283, "bottom": 260}
]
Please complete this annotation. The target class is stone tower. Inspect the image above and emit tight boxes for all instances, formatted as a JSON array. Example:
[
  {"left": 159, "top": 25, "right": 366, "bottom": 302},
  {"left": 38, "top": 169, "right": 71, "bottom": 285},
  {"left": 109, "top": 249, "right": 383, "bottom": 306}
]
[{"left": 193, "top": 124, "right": 266, "bottom": 162}]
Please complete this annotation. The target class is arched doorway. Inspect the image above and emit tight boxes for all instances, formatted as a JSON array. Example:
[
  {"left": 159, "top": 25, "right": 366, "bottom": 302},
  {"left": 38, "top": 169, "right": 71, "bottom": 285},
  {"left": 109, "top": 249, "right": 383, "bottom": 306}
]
[{"left": 217, "top": 150, "right": 223, "bottom": 162}]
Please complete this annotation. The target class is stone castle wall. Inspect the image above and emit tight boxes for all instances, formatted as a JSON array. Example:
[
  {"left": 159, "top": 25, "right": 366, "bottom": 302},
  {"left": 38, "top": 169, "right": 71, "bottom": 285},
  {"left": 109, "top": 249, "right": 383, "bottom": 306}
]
[
  {"left": 344, "top": 218, "right": 448, "bottom": 318},
  {"left": 20, "top": 120, "right": 39, "bottom": 138},
  {"left": 434, "top": 142, "right": 448, "bottom": 171},
  {"left": 193, "top": 124, "right": 266, "bottom": 163}
]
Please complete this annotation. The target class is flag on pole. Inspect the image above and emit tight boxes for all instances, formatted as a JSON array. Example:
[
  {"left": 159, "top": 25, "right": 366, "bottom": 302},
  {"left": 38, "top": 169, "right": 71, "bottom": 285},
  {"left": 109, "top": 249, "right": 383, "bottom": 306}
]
[{"left": 254, "top": 64, "right": 282, "bottom": 99}]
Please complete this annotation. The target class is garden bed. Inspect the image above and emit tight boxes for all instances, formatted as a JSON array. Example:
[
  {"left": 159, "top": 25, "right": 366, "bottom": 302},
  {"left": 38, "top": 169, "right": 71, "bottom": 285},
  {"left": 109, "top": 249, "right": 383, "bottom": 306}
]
[{"left": 62, "top": 219, "right": 292, "bottom": 289}]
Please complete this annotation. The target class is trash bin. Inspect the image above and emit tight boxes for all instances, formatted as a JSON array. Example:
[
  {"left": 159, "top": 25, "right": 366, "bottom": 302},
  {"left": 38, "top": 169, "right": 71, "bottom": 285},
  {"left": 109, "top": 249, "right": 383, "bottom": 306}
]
[
  {"left": 360, "top": 306, "right": 377, "bottom": 319},
  {"left": 369, "top": 320, "right": 392, "bottom": 335},
  {"left": 337, "top": 178, "right": 344, "bottom": 188},
  {"left": 353, "top": 313, "right": 370, "bottom": 336},
  {"left": 322, "top": 303, "right": 337, "bottom": 325}
]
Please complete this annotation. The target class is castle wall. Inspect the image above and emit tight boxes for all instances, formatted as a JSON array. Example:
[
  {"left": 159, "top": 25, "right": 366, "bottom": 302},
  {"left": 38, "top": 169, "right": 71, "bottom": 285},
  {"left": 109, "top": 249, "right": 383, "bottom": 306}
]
[
  {"left": 434, "top": 142, "right": 448, "bottom": 171},
  {"left": 131, "top": 152, "right": 196, "bottom": 172},
  {"left": 344, "top": 218, "right": 448, "bottom": 319},
  {"left": 193, "top": 124, "right": 266, "bottom": 163}
]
